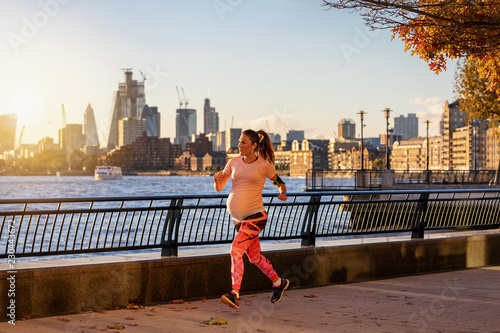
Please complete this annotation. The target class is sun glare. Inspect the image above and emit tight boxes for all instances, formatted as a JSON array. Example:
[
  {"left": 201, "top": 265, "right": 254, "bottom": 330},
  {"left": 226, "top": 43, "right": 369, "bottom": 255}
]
[{"left": 1, "top": 81, "right": 41, "bottom": 120}]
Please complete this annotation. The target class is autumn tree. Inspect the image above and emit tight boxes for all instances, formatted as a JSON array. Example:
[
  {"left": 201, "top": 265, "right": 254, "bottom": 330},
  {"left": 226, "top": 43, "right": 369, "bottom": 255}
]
[
  {"left": 454, "top": 57, "right": 500, "bottom": 122},
  {"left": 322, "top": 1, "right": 500, "bottom": 107}
]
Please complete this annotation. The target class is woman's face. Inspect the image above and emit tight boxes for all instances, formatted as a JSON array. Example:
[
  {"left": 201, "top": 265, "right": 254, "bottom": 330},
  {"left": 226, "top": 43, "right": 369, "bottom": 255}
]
[{"left": 238, "top": 134, "right": 257, "bottom": 157}]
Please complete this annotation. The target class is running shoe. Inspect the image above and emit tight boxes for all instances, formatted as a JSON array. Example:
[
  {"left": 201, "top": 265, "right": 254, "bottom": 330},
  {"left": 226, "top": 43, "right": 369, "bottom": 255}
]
[
  {"left": 271, "top": 278, "right": 289, "bottom": 304},
  {"left": 221, "top": 291, "right": 239, "bottom": 309}
]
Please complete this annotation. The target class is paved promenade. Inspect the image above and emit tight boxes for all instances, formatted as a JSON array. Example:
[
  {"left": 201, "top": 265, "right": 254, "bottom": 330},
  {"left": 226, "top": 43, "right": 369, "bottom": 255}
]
[{"left": 1, "top": 265, "right": 499, "bottom": 333}]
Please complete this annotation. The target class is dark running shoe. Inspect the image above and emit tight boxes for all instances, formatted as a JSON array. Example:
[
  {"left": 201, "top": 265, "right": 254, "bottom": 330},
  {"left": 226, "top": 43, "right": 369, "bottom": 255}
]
[
  {"left": 271, "top": 278, "right": 289, "bottom": 304},
  {"left": 221, "top": 291, "right": 240, "bottom": 309}
]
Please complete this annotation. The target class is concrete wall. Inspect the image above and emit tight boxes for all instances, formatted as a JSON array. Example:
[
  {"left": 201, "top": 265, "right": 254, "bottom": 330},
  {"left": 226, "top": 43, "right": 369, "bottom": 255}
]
[{"left": 1, "top": 233, "right": 499, "bottom": 320}]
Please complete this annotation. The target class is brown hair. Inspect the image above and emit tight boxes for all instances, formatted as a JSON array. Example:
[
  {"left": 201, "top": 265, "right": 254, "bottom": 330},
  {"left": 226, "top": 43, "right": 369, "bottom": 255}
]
[{"left": 243, "top": 129, "right": 275, "bottom": 165}]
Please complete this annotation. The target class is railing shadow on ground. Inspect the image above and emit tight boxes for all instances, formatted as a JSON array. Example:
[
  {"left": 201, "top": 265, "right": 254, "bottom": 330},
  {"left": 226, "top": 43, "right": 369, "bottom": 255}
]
[{"left": 0, "top": 189, "right": 499, "bottom": 259}]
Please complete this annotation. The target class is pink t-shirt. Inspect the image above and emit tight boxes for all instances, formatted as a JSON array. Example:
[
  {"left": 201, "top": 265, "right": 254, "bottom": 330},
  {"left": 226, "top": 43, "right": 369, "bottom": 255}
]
[{"left": 223, "top": 156, "right": 276, "bottom": 216}]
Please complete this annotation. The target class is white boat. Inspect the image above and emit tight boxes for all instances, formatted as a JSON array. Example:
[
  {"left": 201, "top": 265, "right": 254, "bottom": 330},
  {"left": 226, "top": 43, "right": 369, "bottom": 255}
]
[{"left": 95, "top": 166, "right": 123, "bottom": 180}]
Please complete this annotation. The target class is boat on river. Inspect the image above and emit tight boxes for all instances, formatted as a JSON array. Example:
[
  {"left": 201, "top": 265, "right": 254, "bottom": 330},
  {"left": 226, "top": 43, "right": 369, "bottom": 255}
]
[{"left": 94, "top": 166, "right": 122, "bottom": 180}]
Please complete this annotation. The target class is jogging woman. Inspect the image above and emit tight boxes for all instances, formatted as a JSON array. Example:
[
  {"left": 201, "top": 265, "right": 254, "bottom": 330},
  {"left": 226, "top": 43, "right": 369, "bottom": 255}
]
[{"left": 213, "top": 129, "right": 289, "bottom": 309}]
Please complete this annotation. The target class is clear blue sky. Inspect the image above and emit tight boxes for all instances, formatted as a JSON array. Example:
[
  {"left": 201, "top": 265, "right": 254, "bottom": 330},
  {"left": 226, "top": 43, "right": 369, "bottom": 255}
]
[{"left": 0, "top": 0, "right": 457, "bottom": 145}]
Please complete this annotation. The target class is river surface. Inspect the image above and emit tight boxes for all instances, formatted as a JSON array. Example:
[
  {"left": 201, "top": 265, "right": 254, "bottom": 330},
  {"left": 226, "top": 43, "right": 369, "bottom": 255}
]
[{"left": 0, "top": 175, "right": 352, "bottom": 199}]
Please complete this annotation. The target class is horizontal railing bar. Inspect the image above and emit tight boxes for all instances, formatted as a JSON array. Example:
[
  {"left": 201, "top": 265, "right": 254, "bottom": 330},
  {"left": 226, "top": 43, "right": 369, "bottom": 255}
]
[{"left": 1, "top": 188, "right": 500, "bottom": 204}]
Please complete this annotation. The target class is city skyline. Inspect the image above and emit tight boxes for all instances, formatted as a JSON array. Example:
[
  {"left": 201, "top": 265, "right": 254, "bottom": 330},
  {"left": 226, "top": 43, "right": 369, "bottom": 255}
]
[{"left": 0, "top": 1, "right": 457, "bottom": 145}]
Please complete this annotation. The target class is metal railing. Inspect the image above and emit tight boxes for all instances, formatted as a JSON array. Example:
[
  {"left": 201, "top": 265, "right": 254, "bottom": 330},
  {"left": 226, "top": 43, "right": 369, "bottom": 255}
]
[
  {"left": 394, "top": 170, "right": 498, "bottom": 185},
  {"left": 1, "top": 189, "right": 499, "bottom": 259},
  {"left": 306, "top": 169, "right": 499, "bottom": 190}
]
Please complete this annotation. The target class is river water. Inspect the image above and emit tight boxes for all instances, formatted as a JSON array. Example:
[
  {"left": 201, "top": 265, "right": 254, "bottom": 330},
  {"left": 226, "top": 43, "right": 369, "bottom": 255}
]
[
  {"left": 0, "top": 175, "right": 353, "bottom": 199},
  {"left": 0, "top": 175, "right": 308, "bottom": 199}
]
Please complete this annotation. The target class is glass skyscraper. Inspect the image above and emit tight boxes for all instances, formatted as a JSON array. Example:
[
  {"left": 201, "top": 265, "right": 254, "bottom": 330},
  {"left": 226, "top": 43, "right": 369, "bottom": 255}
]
[
  {"left": 84, "top": 103, "right": 100, "bottom": 147},
  {"left": 203, "top": 98, "right": 219, "bottom": 135},
  {"left": 175, "top": 108, "right": 197, "bottom": 149},
  {"left": 107, "top": 69, "right": 146, "bottom": 150}
]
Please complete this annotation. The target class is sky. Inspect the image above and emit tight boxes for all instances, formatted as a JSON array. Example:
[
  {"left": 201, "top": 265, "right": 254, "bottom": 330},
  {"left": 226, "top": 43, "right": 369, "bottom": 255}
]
[{"left": 0, "top": 0, "right": 458, "bottom": 146}]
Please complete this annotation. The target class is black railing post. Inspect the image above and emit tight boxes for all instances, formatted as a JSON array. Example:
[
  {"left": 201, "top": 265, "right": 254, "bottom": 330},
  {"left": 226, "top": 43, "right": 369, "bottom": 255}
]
[
  {"left": 411, "top": 193, "right": 429, "bottom": 239},
  {"left": 301, "top": 195, "right": 321, "bottom": 247},
  {"left": 161, "top": 198, "right": 183, "bottom": 257}
]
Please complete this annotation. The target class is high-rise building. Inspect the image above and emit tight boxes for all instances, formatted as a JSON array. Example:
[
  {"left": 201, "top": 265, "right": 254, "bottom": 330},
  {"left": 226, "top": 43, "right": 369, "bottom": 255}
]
[
  {"left": 338, "top": 118, "right": 356, "bottom": 139},
  {"left": 118, "top": 117, "right": 147, "bottom": 147},
  {"left": 107, "top": 69, "right": 146, "bottom": 150},
  {"left": 84, "top": 103, "right": 100, "bottom": 148},
  {"left": 59, "top": 124, "right": 84, "bottom": 152},
  {"left": 0, "top": 114, "right": 17, "bottom": 153},
  {"left": 286, "top": 130, "right": 304, "bottom": 142},
  {"left": 226, "top": 128, "right": 242, "bottom": 152},
  {"left": 175, "top": 108, "right": 197, "bottom": 149},
  {"left": 204, "top": 98, "right": 219, "bottom": 134},
  {"left": 393, "top": 114, "right": 418, "bottom": 141},
  {"left": 216, "top": 131, "right": 226, "bottom": 151},
  {"left": 140, "top": 105, "right": 159, "bottom": 137},
  {"left": 442, "top": 100, "right": 467, "bottom": 170},
  {"left": 149, "top": 106, "right": 161, "bottom": 137}
]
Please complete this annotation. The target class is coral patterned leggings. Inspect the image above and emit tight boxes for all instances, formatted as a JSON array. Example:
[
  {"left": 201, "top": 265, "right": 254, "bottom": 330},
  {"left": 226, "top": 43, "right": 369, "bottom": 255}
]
[{"left": 230, "top": 211, "right": 278, "bottom": 290}]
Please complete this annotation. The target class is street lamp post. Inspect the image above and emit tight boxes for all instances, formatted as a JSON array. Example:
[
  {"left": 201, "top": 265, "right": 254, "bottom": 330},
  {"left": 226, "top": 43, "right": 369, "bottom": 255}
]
[
  {"left": 357, "top": 111, "right": 366, "bottom": 170},
  {"left": 382, "top": 108, "right": 392, "bottom": 170}
]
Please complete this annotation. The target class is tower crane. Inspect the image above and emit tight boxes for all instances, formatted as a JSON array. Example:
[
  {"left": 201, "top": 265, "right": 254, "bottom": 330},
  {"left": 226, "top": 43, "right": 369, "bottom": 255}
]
[
  {"left": 182, "top": 87, "right": 189, "bottom": 108},
  {"left": 140, "top": 70, "right": 147, "bottom": 83},
  {"left": 61, "top": 104, "right": 67, "bottom": 128},
  {"left": 176, "top": 86, "right": 184, "bottom": 109}
]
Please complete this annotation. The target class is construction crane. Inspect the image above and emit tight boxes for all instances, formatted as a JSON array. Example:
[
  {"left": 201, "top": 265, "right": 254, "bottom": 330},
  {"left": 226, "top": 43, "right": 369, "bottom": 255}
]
[
  {"left": 61, "top": 104, "right": 67, "bottom": 128},
  {"left": 182, "top": 87, "right": 189, "bottom": 108},
  {"left": 176, "top": 86, "right": 184, "bottom": 109},
  {"left": 139, "top": 70, "right": 147, "bottom": 82}
]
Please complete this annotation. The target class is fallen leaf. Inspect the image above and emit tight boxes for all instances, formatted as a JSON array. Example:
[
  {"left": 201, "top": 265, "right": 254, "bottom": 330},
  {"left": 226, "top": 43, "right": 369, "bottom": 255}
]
[
  {"left": 203, "top": 317, "right": 228, "bottom": 325},
  {"left": 297, "top": 324, "right": 302, "bottom": 327},
  {"left": 304, "top": 294, "right": 318, "bottom": 298},
  {"left": 125, "top": 317, "right": 135, "bottom": 320},
  {"left": 186, "top": 306, "right": 197, "bottom": 310},
  {"left": 146, "top": 313, "right": 155, "bottom": 317},
  {"left": 354, "top": 320, "right": 362, "bottom": 323},
  {"left": 406, "top": 302, "right": 414, "bottom": 305},
  {"left": 201, "top": 296, "right": 206, "bottom": 302},
  {"left": 57, "top": 317, "right": 70, "bottom": 322},
  {"left": 169, "top": 299, "right": 185, "bottom": 304},
  {"left": 107, "top": 324, "right": 125, "bottom": 330},
  {"left": 325, "top": 311, "right": 332, "bottom": 314},
  {"left": 127, "top": 303, "right": 144, "bottom": 310}
]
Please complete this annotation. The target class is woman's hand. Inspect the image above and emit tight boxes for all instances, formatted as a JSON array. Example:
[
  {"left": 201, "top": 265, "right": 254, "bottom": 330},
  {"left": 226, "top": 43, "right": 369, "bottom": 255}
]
[
  {"left": 213, "top": 171, "right": 230, "bottom": 192},
  {"left": 277, "top": 192, "right": 287, "bottom": 201},
  {"left": 213, "top": 171, "right": 223, "bottom": 183}
]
